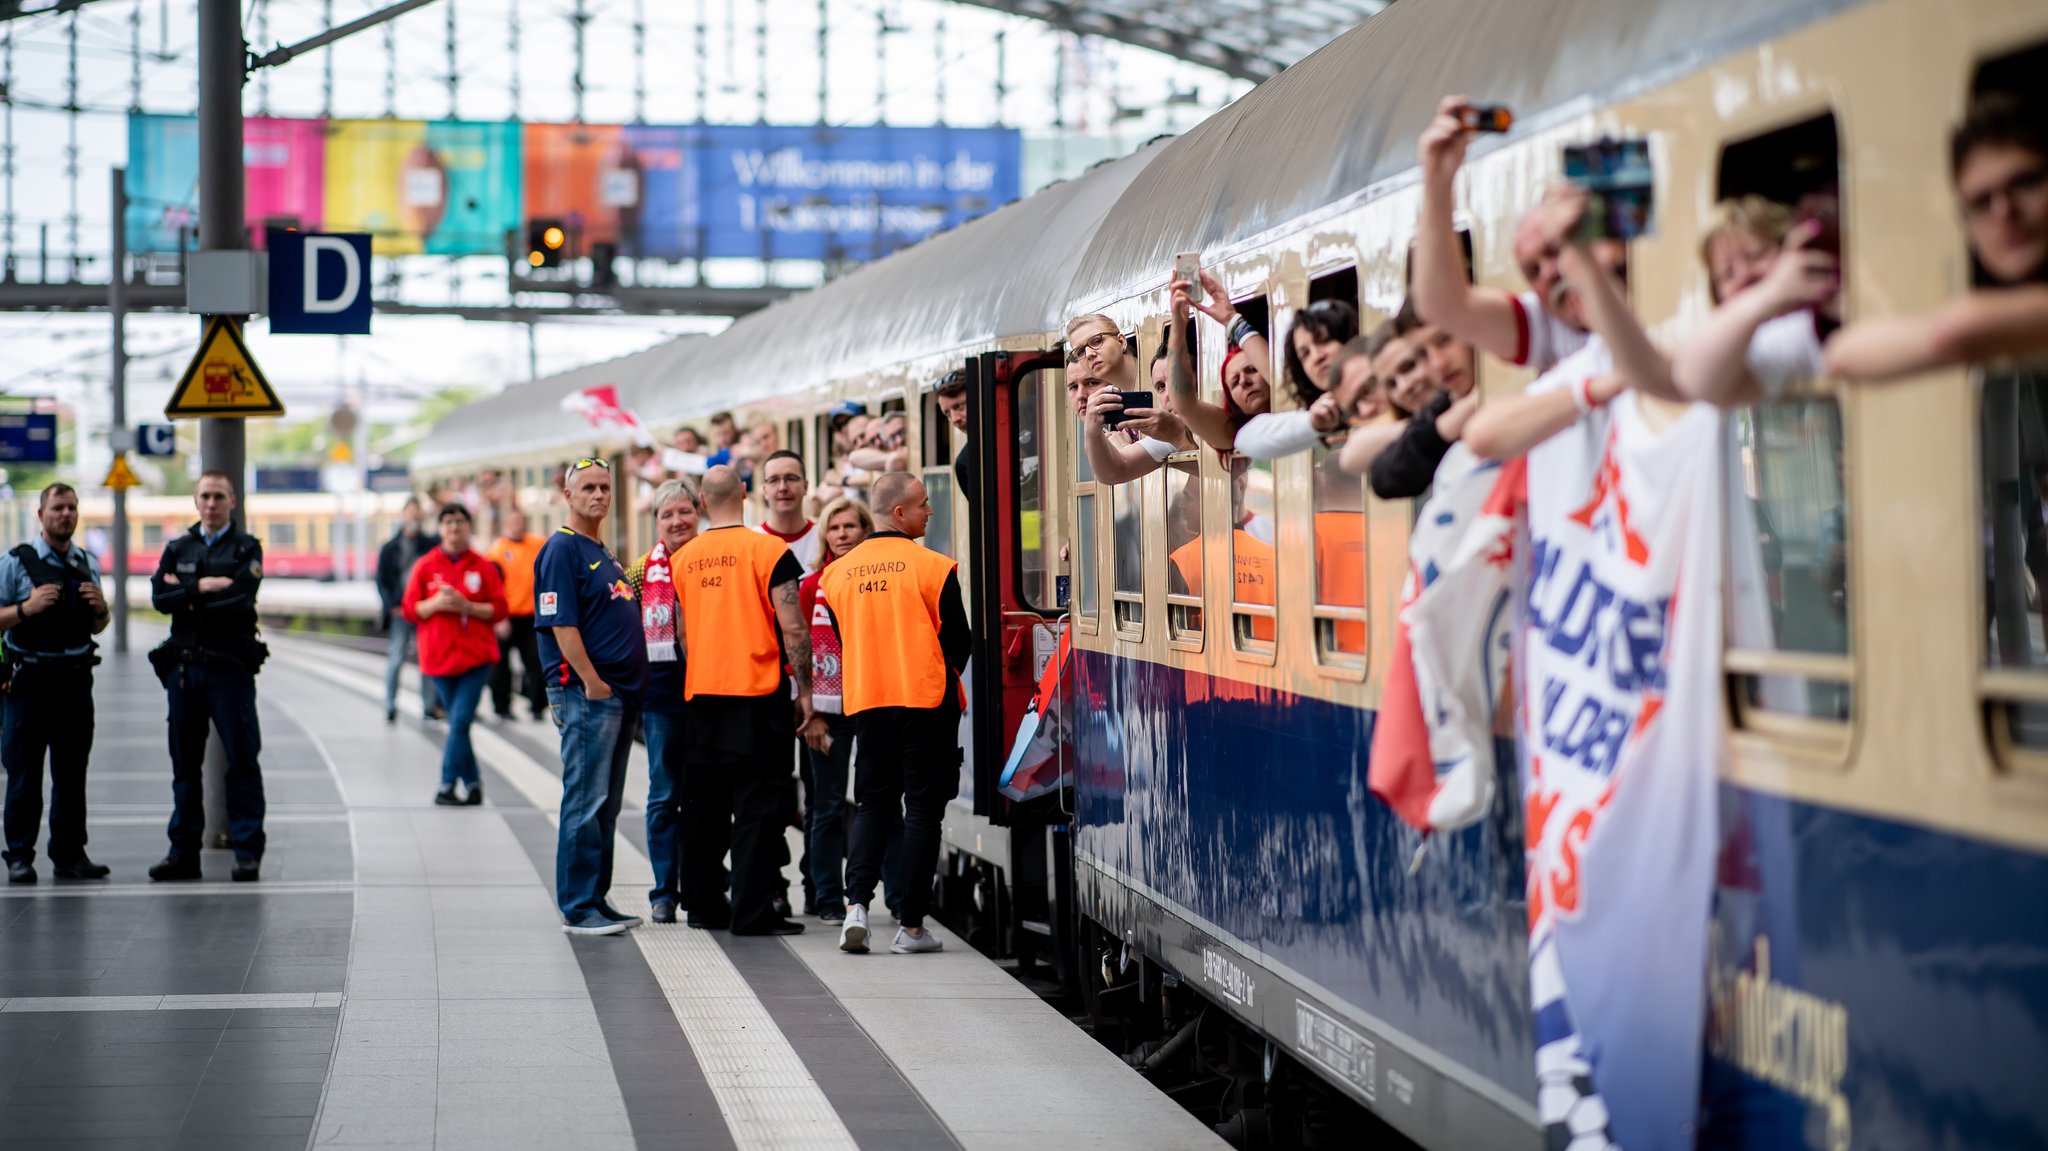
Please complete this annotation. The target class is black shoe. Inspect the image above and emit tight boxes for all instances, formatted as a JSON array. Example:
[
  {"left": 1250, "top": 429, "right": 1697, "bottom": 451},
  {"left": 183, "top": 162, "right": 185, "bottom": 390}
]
[
  {"left": 427, "top": 706, "right": 447, "bottom": 721},
  {"left": 52, "top": 857, "right": 110, "bottom": 880},
  {"left": 461, "top": 784, "right": 483, "bottom": 807},
  {"left": 685, "top": 913, "right": 732, "bottom": 930},
  {"left": 149, "top": 855, "right": 201, "bottom": 881},
  {"left": 651, "top": 899, "right": 677, "bottom": 924},
  {"left": 731, "top": 919, "right": 806, "bottom": 937},
  {"left": 385, "top": 708, "right": 397, "bottom": 725},
  {"left": 433, "top": 787, "right": 461, "bottom": 806},
  {"left": 231, "top": 859, "right": 260, "bottom": 883},
  {"left": 6, "top": 860, "right": 33, "bottom": 884}
]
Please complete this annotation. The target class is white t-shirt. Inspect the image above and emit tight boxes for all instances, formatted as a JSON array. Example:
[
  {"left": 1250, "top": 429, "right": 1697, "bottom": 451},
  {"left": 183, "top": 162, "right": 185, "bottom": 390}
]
[
  {"left": 1525, "top": 338, "right": 1616, "bottom": 524},
  {"left": 1232, "top": 410, "right": 1323, "bottom": 461},
  {"left": 755, "top": 520, "right": 823, "bottom": 575},
  {"left": 1509, "top": 290, "right": 1592, "bottom": 374},
  {"left": 1745, "top": 311, "right": 1827, "bottom": 400}
]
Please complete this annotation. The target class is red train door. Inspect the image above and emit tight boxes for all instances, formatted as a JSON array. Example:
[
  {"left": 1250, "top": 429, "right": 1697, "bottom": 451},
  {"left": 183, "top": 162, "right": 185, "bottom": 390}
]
[{"left": 963, "top": 349, "right": 1066, "bottom": 823}]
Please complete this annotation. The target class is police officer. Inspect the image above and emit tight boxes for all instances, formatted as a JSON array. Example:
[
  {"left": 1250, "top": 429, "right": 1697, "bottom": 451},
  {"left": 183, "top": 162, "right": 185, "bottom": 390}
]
[
  {"left": 148, "top": 469, "right": 268, "bottom": 883},
  {"left": 675, "top": 465, "right": 811, "bottom": 936},
  {"left": 0, "top": 483, "right": 111, "bottom": 884},
  {"left": 822, "top": 471, "right": 970, "bottom": 955}
]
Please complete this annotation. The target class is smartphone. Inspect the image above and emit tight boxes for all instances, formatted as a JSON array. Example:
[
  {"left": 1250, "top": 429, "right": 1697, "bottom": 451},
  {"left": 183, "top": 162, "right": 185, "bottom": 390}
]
[
  {"left": 1562, "top": 138, "right": 1655, "bottom": 242},
  {"left": 1174, "top": 252, "right": 1204, "bottom": 302},
  {"left": 1103, "top": 390, "right": 1154, "bottom": 430}
]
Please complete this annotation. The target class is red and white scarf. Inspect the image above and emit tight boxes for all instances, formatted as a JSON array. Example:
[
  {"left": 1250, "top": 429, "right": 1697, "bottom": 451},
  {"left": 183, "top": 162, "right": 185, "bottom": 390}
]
[{"left": 641, "top": 539, "right": 678, "bottom": 662}]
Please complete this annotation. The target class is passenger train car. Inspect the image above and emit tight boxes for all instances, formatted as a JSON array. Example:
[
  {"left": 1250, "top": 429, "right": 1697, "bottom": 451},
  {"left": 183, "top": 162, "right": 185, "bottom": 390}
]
[
  {"left": 417, "top": 0, "right": 2048, "bottom": 1145},
  {"left": 28, "top": 492, "right": 420, "bottom": 580}
]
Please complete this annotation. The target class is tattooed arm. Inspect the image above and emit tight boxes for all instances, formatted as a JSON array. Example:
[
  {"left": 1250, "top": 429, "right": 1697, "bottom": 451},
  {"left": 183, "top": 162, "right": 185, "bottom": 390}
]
[{"left": 773, "top": 576, "right": 814, "bottom": 727}]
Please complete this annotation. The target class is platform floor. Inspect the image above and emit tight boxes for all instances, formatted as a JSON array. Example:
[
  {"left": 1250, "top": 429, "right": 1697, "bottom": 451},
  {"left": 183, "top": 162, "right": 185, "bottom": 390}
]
[{"left": 0, "top": 629, "right": 1225, "bottom": 1151}]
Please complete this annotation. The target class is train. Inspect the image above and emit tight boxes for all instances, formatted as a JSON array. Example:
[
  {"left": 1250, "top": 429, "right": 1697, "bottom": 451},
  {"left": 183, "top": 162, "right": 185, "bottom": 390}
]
[
  {"left": 38, "top": 492, "right": 421, "bottom": 580},
  {"left": 415, "top": 0, "right": 2048, "bottom": 1146}
]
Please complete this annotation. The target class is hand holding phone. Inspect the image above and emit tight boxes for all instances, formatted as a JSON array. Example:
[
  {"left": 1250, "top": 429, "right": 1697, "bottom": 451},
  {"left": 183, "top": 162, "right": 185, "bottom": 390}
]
[
  {"left": 1562, "top": 137, "right": 1655, "bottom": 242},
  {"left": 1103, "top": 390, "right": 1154, "bottom": 430}
]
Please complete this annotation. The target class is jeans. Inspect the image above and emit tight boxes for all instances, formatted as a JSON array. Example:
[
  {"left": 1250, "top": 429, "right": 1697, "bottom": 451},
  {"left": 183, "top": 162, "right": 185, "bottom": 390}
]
[
  {"left": 641, "top": 709, "right": 686, "bottom": 904},
  {"left": 846, "top": 704, "right": 959, "bottom": 929},
  {"left": 427, "top": 664, "right": 490, "bottom": 790},
  {"left": 1, "top": 663, "right": 95, "bottom": 868},
  {"left": 384, "top": 618, "right": 438, "bottom": 717},
  {"left": 490, "top": 614, "right": 546, "bottom": 717},
  {"left": 165, "top": 661, "right": 266, "bottom": 862},
  {"left": 804, "top": 712, "right": 903, "bottom": 914},
  {"left": 547, "top": 682, "right": 638, "bottom": 921}
]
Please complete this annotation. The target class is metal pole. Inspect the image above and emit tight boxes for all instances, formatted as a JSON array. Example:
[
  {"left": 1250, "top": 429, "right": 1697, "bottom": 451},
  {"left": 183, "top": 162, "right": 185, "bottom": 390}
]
[
  {"left": 197, "top": 0, "right": 245, "bottom": 851},
  {"left": 109, "top": 167, "right": 128, "bottom": 654},
  {"left": 197, "top": 0, "right": 246, "bottom": 514}
]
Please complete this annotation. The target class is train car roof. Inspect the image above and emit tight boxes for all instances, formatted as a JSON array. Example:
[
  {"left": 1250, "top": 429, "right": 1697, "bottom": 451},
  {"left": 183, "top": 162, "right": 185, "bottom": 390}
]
[
  {"left": 1062, "top": 0, "right": 1862, "bottom": 310},
  {"left": 414, "top": 140, "right": 1166, "bottom": 473}
]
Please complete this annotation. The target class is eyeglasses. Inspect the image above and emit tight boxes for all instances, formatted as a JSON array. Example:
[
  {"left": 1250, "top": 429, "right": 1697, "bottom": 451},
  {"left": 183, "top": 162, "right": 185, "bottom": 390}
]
[
  {"left": 1963, "top": 165, "right": 2048, "bottom": 221},
  {"left": 569, "top": 457, "right": 611, "bottom": 473},
  {"left": 1066, "top": 330, "right": 1120, "bottom": 365}
]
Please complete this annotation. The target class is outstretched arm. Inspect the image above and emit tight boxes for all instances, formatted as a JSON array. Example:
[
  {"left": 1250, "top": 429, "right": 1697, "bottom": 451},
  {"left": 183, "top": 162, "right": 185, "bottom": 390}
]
[
  {"left": 1164, "top": 274, "right": 1243, "bottom": 450},
  {"left": 1412, "top": 94, "right": 1524, "bottom": 362},
  {"left": 1673, "top": 222, "right": 1839, "bottom": 405},
  {"left": 1465, "top": 374, "right": 1626, "bottom": 461},
  {"left": 1827, "top": 286, "right": 2048, "bottom": 381}
]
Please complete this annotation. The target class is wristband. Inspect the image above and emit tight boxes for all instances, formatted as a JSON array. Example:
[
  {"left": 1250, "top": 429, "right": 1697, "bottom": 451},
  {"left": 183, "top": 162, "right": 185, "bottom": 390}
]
[
  {"left": 1571, "top": 376, "right": 1596, "bottom": 415},
  {"left": 1228, "top": 316, "right": 1254, "bottom": 349}
]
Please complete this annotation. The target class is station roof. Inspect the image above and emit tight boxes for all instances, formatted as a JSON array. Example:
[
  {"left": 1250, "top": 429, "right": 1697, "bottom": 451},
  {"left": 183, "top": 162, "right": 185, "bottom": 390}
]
[{"left": 964, "top": 1, "right": 1390, "bottom": 82}]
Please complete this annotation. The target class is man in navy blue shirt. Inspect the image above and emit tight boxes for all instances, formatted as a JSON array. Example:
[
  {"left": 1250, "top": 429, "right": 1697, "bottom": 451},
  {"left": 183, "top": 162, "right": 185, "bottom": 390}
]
[{"left": 535, "top": 457, "right": 648, "bottom": 936}]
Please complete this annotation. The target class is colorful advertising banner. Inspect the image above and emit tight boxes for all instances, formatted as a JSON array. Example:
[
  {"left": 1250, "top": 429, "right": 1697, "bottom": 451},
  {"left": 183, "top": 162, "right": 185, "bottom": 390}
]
[{"left": 126, "top": 116, "right": 1020, "bottom": 262}]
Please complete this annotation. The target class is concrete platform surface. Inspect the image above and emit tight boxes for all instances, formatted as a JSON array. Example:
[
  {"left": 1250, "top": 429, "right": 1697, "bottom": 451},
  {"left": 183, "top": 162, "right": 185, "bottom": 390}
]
[{"left": 0, "top": 627, "right": 1225, "bottom": 1151}]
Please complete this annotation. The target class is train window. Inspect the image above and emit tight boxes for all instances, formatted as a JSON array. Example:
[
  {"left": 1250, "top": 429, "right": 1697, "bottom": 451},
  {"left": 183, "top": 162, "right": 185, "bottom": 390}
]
[
  {"left": 1074, "top": 490, "right": 1100, "bottom": 626},
  {"left": 783, "top": 420, "right": 806, "bottom": 472},
  {"left": 142, "top": 523, "right": 164, "bottom": 546},
  {"left": 269, "top": 520, "right": 298, "bottom": 549},
  {"left": 1311, "top": 449, "right": 1368, "bottom": 668},
  {"left": 921, "top": 388, "right": 952, "bottom": 469},
  {"left": 1978, "top": 367, "right": 2048, "bottom": 768},
  {"left": 1726, "top": 399, "right": 1853, "bottom": 733},
  {"left": 1229, "top": 456, "right": 1277, "bottom": 652},
  {"left": 923, "top": 466, "right": 956, "bottom": 561},
  {"left": 1013, "top": 370, "right": 1060, "bottom": 612},
  {"left": 1111, "top": 481, "right": 1143, "bottom": 635},
  {"left": 1164, "top": 453, "right": 1203, "bottom": 647}
]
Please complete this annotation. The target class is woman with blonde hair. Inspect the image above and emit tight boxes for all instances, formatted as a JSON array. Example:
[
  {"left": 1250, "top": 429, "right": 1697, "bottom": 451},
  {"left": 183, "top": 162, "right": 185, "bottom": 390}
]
[{"left": 624, "top": 478, "right": 701, "bottom": 924}]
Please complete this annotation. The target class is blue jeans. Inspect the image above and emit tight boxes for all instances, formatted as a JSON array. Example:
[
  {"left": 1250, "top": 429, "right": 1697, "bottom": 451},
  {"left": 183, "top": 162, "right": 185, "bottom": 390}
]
[
  {"left": 642, "top": 709, "right": 686, "bottom": 903},
  {"left": 165, "top": 661, "right": 265, "bottom": 862},
  {"left": 384, "top": 619, "right": 438, "bottom": 717},
  {"left": 548, "top": 682, "right": 638, "bottom": 920},
  {"left": 427, "top": 664, "right": 490, "bottom": 790}
]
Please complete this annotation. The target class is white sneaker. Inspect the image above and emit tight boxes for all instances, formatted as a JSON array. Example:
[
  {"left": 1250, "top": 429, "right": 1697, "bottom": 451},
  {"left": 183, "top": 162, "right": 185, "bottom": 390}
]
[
  {"left": 890, "top": 926, "right": 942, "bottom": 954},
  {"left": 839, "top": 904, "right": 869, "bottom": 954}
]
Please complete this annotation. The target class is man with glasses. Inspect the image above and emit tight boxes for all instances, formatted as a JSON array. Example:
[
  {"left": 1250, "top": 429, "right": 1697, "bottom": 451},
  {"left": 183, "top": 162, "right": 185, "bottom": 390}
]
[
  {"left": 755, "top": 450, "right": 822, "bottom": 575},
  {"left": 148, "top": 471, "right": 269, "bottom": 883},
  {"left": 534, "top": 458, "right": 648, "bottom": 936}
]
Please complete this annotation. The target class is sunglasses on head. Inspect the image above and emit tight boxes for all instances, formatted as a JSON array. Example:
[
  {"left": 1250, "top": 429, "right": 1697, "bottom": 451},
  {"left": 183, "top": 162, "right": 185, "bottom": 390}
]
[{"left": 569, "top": 457, "right": 611, "bottom": 473}]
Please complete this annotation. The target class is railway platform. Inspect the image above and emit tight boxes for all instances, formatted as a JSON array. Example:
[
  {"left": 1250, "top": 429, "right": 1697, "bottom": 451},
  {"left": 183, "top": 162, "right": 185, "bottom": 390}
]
[{"left": 0, "top": 630, "right": 1224, "bottom": 1151}]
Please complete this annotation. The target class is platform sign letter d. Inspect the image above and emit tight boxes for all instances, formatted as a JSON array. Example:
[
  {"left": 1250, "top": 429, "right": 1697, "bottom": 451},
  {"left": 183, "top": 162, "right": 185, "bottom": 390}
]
[{"left": 267, "top": 229, "right": 372, "bottom": 335}]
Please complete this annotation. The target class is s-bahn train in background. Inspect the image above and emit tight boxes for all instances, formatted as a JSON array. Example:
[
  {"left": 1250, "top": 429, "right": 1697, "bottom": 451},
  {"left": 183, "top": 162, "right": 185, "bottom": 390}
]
[
  {"left": 416, "top": 0, "right": 2048, "bottom": 1146},
  {"left": 34, "top": 492, "right": 421, "bottom": 580}
]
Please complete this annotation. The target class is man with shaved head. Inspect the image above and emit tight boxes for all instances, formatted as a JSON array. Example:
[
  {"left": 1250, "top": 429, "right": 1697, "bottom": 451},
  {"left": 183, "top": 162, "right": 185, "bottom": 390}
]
[
  {"left": 820, "top": 471, "right": 970, "bottom": 955},
  {"left": 673, "top": 465, "right": 811, "bottom": 935}
]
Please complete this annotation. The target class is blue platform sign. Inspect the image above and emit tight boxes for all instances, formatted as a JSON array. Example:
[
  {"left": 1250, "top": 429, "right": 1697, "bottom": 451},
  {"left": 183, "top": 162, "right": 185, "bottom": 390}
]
[
  {"left": 0, "top": 414, "right": 57, "bottom": 464},
  {"left": 267, "top": 229, "right": 372, "bottom": 335},
  {"left": 134, "top": 423, "right": 178, "bottom": 457}
]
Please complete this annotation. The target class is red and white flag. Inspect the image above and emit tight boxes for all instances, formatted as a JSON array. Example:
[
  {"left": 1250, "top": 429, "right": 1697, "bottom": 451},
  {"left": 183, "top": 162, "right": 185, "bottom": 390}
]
[{"left": 560, "top": 384, "right": 653, "bottom": 446}]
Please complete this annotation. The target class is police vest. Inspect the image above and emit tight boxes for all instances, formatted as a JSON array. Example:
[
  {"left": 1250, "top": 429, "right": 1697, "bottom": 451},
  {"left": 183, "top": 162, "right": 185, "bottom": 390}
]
[
  {"left": 675, "top": 526, "right": 791, "bottom": 700},
  {"left": 820, "top": 535, "right": 957, "bottom": 715},
  {"left": 7, "top": 543, "right": 97, "bottom": 659}
]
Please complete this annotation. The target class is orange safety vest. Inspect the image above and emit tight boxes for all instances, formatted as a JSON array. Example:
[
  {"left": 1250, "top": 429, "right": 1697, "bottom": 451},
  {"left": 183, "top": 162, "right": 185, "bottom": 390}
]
[
  {"left": 820, "top": 534, "right": 958, "bottom": 714},
  {"left": 489, "top": 533, "right": 546, "bottom": 616},
  {"left": 1168, "top": 530, "right": 1274, "bottom": 642},
  {"left": 674, "top": 525, "right": 792, "bottom": 700}
]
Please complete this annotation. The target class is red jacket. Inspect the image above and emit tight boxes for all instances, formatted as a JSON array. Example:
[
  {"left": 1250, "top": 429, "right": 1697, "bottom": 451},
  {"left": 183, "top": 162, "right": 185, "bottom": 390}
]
[{"left": 400, "top": 547, "right": 508, "bottom": 676}]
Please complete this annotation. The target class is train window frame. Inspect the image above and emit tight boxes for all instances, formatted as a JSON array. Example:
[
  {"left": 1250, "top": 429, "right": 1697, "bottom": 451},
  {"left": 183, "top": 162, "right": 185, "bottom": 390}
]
[
  {"left": 917, "top": 382, "right": 960, "bottom": 562},
  {"left": 1011, "top": 366, "right": 1065, "bottom": 619},
  {"left": 1109, "top": 478, "right": 1144, "bottom": 639},
  {"left": 1073, "top": 487, "right": 1101, "bottom": 635},
  {"left": 1228, "top": 454, "right": 1278, "bottom": 663},
  {"left": 1715, "top": 109, "right": 1857, "bottom": 762},
  {"left": 1971, "top": 361, "right": 2048, "bottom": 781},
  {"left": 1163, "top": 449, "right": 1205, "bottom": 652},
  {"left": 1304, "top": 263, "right": 1369, "bottom": 677}
]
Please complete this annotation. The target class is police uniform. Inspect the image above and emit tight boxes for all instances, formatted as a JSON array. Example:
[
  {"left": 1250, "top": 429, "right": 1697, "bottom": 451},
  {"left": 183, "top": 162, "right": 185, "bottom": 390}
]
[
  {"left": 674, "top": 524, "right": 804, "bottom": 933},
  {"left": 819, "top": 531, "right": 970, "bottom": 931},
  {"left": 150, "top": 521, "right": 268, "bottom": 874},
  {"left": 0, "top": 537, "right": 106, "bottom": 878}
]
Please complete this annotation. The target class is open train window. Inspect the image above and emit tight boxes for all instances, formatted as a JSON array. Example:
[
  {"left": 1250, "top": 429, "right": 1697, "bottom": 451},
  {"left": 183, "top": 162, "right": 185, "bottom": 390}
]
[
  {"left": 1229, "top": 456, "right": 1277, "bottom": 656},
  {"left": 919, "top": 385, "right": 958, "bottom": 560},
  {"left": 1164, "top": 453, "right": 1203, "bottom": 649},
  {"left": 1012, "top": 369, "right": 1061, "bottom": 614},
  {"left": 1725, "top": 400, "right": 1853, "bottom": 742},
  {"left": 1311, "top": 450, "right": 1368, "bottom": 670},
  {"left": 1979, "top": 368, "right": 2048, "bottom": 774}
]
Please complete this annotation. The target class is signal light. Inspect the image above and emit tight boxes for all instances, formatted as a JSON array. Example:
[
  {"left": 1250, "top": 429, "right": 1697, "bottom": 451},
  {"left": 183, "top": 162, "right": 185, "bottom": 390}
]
[{"left": 526, "top": 218, "right": 567, "bottom": 268}]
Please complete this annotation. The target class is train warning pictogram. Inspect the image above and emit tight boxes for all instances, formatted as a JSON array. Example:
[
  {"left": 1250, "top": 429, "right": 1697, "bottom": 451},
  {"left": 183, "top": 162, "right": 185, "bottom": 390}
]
[{"left": 165, "top": 317, "right": 286, "bottom": 419}]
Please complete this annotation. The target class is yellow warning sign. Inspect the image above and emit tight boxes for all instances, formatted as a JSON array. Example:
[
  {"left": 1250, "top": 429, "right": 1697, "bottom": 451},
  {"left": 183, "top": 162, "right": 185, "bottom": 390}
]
[
  {"left": 165, "top": 317, "right": 285, "bottom": 419},
  {"left": 102, "top": 452, "right": 142, "bottom": 491}
]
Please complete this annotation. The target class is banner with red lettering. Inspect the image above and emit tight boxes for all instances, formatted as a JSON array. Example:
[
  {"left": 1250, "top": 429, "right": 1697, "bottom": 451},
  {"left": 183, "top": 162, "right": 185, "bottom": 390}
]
[{"left": 1517, "top": 386, "right": 1724, "bottom": 1151}]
